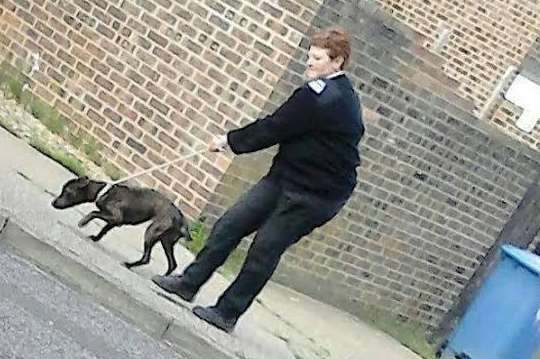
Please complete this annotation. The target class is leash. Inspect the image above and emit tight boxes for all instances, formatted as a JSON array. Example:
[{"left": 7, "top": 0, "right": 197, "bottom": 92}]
[{"left": 109, "top": 146, "right": 208, "bottom": 186}]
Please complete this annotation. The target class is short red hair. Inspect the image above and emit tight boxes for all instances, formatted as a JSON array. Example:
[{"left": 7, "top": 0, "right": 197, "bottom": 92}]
[{"left": 310, "top": 26, "right": 352, "bottom": 69}]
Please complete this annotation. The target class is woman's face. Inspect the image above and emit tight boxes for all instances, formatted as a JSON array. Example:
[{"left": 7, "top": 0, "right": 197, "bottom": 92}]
[{"left": 305, "top": 46, "right": 342, "bottom": 81}]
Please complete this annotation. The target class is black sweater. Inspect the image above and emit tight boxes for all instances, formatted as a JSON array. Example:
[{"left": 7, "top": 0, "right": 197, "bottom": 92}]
[{"left": 227, "top": 74, "right": 364, "bottom": 199}]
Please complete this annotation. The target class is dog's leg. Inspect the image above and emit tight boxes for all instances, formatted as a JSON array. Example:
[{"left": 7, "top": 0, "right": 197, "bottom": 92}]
[
  {"left": 78, "top": 211, "right": 100, "bottom": 227},
  {"left": 89, "top": 223, "right": 115, "bottom": 242},
  {"left": 123, "top": 222, "right": 162, "bottom": 270},
  {"left": 78, "top": 210, "right": 116, "bottom": 228},
  {"left": 161, "top": 233, "right": 179, "bottom": 276}
]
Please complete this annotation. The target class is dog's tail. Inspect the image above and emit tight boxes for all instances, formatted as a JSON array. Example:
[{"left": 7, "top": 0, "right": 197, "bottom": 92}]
[{"left": 180, "top": 224, "right": 193, "bottom": 241}]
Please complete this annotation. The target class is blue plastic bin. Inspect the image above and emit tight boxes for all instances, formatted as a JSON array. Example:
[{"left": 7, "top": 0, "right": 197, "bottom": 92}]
[{"left": 444, "top": 245, "right": 540, "bottom": 359}]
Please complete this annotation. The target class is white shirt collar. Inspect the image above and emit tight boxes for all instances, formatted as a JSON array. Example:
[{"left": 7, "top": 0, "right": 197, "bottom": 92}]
[{"left": 325, "top": 71, "right": 345, "bottom": 79}]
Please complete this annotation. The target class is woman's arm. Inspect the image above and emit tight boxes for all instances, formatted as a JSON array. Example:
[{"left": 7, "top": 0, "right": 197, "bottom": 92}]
[{"left": 226, "top": 86, "right": 319, "bottom": 154}]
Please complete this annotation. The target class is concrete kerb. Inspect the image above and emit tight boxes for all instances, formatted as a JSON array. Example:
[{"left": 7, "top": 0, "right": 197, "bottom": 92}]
[{"left": 0, "top": 209, "right": 240, "bottom": 359}]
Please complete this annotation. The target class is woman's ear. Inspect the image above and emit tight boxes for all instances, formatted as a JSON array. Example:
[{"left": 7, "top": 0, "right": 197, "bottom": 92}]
[{"left": 333, "top": 56, "right": 344, "bottom": 70}]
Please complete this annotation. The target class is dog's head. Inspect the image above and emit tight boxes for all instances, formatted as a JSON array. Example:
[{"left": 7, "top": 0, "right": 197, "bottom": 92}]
[{"left": 51, "top": 176, "right": 107, "bottom": 209}]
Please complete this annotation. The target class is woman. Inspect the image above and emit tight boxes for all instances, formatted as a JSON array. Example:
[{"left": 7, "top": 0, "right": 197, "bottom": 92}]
[{"left": 153, "top": 26, "right": 365, "bottom": 333}]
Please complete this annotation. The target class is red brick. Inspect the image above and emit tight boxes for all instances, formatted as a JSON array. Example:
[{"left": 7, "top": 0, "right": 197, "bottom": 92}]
[
  {"left": 129, "top": 84, "right": 149, "bottom": 102},
  {"left": 121, "top": 1, "right": 140, "bottom": 17},
  {"left": 118, "top": 103, "right": 138, "bottom": 121},
  {"left": 126, "top": 137, "right": 147, "bottom": 155},
  {"left": 74, "top": 0, "right": 92, "bottom": 12},
  {"left": 87, "top": 42, "right": 106, "bottom": 59},
  {"left": 150, "top": 98, "right": 170, "bottom": 115},
  {"left": 98, "top": 90, "right": 118, "bottom": 108},
  {"left": 142, "top": 134, "right": 163, "bottom": 153},
  {"left": 43, "top": 2, "right": 61, "bottom": 17},
  {"left": 172, "top": 182, "right": 194, "bottom": 201},
  {"left": 134, "top": 101, "right": 154, "bottom": 119},
  {"left": 67, "top": 96, "right": 85, "bottom": 112},
  {"left": 122, "top": 120, "right": 143, "bottom": 139},
  {"left": 76, "top": 61, "right": 95, "bottom": 78},
  {"left": 84, "top": 94, "right": 102, "bottom": 110},
  {"left": 145, "top": 82, "right": 166, "bottom": 98},
  {"left": 152, "top": 46, "right": 173, "bottom": 64},
  {"left": 105, "top": 56, "right": 125, "bottom": 72},
  {"left": 16, "top": 8, "right": 35, "bottom": 25},
  {"left": 54, "top": 99, "right": 74, "bottom": 116},
  {"left": 158, "top": 131, "right": 180, "bottom": 149},
  {"left": 96, "top": 23, "right": 114, "bottom": 39},
  {"left": 165, "top": 95, "right": 185, "bottom": 112},
  {"left": 30, "top": 4, "right": 48, "bottom": 21},
  {"left": 69, "top": 30, "right": 87, "bottom": 47},
  {"left": 114, "top": 92, "right": 134, "bottom": 112},
  {"left": 108, "top": 5, "right": 126, "bottom": 22},
  {"left": 47, "top": 67, "right": 65, "bottom": 83},
  {"left": 92, "top": 7, "right": 111, "bottom": 25},
  {"left": 157, "top": 9, "right": 176, "bottom": 25},
  {"left": 138, "top": 117, "right": 160, "bottom": 135},
  {"left": 95, "top": 75, "right": 114, "bottom": 91},
  {"left": 93, "top": 126, "right": 112, "bottom": 144},
  {"left": 57, "top": 49, "right": 76, "bottom": 66},
  {"left": 87, "top": 108, "right": 106, "bottom": 126},
  {"left": 140, "top": 64, "right": 160, "bottom": 82}
]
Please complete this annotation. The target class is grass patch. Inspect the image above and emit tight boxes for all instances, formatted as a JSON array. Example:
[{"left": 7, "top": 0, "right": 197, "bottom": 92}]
[
  {"left": 103, "top": 162, "right": 124, "bottom": 181},
  {"left": 6, "top": 74, "right": 24, "bottom": 101},
  {"left": 357, "top": 305, "right": 438, "bottom": 359},
  {"left": 1, "top": 60, "right": 65, "bottom": 136},
  {"left": 0, "top": 115, "right": 20, "bottom": 137},
  {"left": 82, "top": 137, "right": 102, "bottom": 165},
  {"left": 0, "top": 62, "right": 24, "bottom": 102},
  {"left": 0, "top": 60, "right": 124, "bottom": 180},
  {"left": 28, "top": 97, "right": 65, "bottom": 135},
  {"left": 186, "top": 220, "right": 207, "bottom": 254},
  {"left": 29, "top": 135, "right": 86, "bottom": 177},
  {"left": 66, "top": 132, "right": 84, "bottom": 149},
  {"left": 186, "top": 219, "right": 247, "bottom": 279}
]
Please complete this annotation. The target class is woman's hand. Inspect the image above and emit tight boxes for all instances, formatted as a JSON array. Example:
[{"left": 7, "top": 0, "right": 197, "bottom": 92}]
[{"left": 209, "top": 135, "right": 229, "bottom": 152}]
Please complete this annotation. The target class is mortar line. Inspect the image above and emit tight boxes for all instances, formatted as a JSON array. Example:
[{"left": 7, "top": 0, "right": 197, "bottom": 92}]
[
  {"left": 159, "top": 317, "right": 174, "bottom": 341},
  {"left": 0, "top": 216, "right": 8, "bottom": 234}
]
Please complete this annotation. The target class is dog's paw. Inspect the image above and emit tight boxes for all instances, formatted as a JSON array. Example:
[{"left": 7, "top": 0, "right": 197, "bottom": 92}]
[
  {"left": 123, "top": 261, "right": 133, "bottom": 269},
  {"left": 88, "top": 235, "right": 100, "bottom": 242}
]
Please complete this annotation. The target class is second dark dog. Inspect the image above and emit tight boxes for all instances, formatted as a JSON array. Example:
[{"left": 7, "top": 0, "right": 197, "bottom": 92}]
[{"left": 52, "top": 176, "right": 191, "bottom": 275}]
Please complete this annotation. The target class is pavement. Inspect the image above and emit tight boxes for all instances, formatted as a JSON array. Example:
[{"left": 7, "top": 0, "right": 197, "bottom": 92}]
[
  {"left": 0, "top": 248, "right": 186, "bottom": 359},
  {"left": 0, "top": 125, "right": 423, "bottom": 359}
]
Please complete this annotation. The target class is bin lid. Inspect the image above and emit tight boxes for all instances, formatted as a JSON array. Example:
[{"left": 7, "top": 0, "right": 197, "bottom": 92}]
[{"left": 502, "top": 245, "right": 540, "bottom": 277}]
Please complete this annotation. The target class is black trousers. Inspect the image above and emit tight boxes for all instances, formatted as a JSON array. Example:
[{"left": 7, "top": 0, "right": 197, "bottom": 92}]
[{"left": 182, "top": 176, "right": 348, "bottom": 320}]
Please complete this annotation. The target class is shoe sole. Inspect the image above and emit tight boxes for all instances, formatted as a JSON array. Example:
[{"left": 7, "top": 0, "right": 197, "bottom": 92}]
[
  {"left": 192, "top": 307, "right": 234, "bottom": 334},
  {"left": 151, "top": 278, "right": 195, "bottom": 302}
]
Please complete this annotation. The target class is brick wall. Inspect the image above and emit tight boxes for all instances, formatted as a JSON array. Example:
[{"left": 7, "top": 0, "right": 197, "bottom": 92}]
[
  {"left": 0, "top": 0, "right": 321, "bottom": 218},
  {"left": 490, "top": 37, "right": 540, "bottom": 151},
  {"left": 375, "top": 0, "right": 540, "bottom": 152},
  {"left": 491, "top": 100, "right": 540, "bottom": 150},
  {"left": 206, "top": 1, "right": 540, "bottom": 327},
  {"left": 375, "top": 0, "right": 540, "bottom": 111}
]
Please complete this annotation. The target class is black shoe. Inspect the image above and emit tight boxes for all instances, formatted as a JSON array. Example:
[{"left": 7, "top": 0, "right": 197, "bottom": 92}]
[
  {"left": 151, "top": 275, "right": 197, "bottom": 302},
  {"left": 192, "top": 306, "right": 236, "bottom": 333}
]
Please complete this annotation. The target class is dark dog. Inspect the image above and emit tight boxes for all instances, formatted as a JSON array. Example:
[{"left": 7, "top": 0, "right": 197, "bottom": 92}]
[{"left": 52, "top": 176, "right": 191, "bottom": 275}]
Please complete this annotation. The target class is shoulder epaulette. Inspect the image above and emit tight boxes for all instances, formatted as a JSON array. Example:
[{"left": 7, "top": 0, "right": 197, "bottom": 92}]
[{"left": 307, "top": 79, "right": 327, "bottom": 95}]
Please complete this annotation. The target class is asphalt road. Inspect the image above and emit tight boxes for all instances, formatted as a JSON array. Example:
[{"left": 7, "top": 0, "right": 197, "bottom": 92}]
[{"left": 0, "top": 246, "right": 185, "bottom": 359}]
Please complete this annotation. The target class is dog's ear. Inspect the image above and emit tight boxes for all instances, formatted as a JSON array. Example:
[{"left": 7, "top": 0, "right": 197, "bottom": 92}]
[
  {"left": 87, "top": 180, "right": 107, "bottom": 201},
  {"left": 75, "top": 176, "right": 90, "bottom": 188}
]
